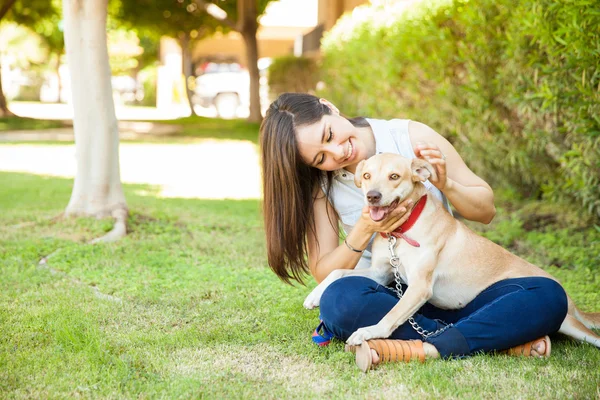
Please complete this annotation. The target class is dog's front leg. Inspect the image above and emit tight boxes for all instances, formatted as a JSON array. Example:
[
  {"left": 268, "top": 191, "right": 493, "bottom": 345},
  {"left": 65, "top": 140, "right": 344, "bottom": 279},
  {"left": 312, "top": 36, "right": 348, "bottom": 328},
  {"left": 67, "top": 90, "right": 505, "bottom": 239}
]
[
  {"left": 303, "top": 267, "right": 390, "bottom": 310},
  {"left": 346, "top": 257, "right": 436, "bottom": 345}
]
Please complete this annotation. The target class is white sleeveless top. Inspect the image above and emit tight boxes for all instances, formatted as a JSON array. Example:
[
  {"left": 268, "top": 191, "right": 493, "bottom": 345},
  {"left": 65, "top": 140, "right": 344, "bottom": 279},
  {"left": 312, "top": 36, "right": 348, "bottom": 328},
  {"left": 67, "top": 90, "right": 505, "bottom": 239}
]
[{"left": 322, "top": 118, "right": 452, "bottom": 269}]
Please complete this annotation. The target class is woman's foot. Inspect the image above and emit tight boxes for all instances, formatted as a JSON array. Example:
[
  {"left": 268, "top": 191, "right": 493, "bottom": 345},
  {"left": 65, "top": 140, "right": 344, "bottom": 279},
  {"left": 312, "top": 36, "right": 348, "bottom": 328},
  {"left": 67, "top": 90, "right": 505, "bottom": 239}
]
[
  {"left": 530, "top": 336, "right": 549, "bottom": 357},
  {"left": 369, "top": 342, "right": 439, "bottom": 365},
  {"left": 346, "top": 339, "right": 439, "bottom": 372},
  {"left": 503, "top": 335, "right": 551, "bottom": 358}
]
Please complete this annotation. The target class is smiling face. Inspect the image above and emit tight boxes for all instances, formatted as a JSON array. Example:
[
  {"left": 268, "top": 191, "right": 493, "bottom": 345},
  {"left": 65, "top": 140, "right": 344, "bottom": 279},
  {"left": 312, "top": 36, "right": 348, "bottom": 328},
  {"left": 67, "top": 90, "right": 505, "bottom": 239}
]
[
  {"left": 295, "top": 113, "right": 375, "bottom": 173},
  {"left": 354, "top": 153, "right": 435, "bottom": 221}
]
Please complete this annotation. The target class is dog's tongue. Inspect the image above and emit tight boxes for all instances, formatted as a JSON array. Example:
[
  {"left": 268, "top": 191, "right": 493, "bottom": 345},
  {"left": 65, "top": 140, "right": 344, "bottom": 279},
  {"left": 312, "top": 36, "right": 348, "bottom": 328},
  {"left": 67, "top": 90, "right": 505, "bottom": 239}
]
[{"left": 369, "top": 206, "right": 387, "bottom": 221}]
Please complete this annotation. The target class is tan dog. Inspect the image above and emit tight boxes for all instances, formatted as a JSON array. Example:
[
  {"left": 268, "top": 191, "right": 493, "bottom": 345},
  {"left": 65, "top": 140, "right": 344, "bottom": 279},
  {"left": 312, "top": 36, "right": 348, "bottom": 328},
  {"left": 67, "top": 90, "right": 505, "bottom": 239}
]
[{"left": 304, "top": 153, "right": 600, "bottom": 349}]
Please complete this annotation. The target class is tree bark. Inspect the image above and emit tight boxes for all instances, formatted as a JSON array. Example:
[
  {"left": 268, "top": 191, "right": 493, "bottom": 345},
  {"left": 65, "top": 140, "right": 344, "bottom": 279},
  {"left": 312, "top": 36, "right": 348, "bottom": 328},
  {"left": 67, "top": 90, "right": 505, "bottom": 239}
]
[
  {"left": 180, "top": 34, "right": 197, "bottom": 116},
  {"left": 0, "top": 0, "right": 17, "bottom": 20},
  {"left": 62, "top": 0, "right": 127, "bottom": 242},
  {"left": 0, "top": 63, "right": 14, "bottom": 117},
  {"left": 0, "top": 0, "right": 16, "bottom": 117},
  {"left": 238, "top": 0, "right": 262, "bottom": 123},
  {"left": 54, "top": 52, "right": 63, "bottom": 103}
]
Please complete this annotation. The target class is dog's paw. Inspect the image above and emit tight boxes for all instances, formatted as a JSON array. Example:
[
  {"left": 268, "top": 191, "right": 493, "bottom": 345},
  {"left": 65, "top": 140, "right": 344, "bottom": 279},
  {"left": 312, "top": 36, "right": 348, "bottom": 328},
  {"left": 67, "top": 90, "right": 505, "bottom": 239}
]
[
  {"left": 347, "top": 327, "right": 377, "bottom": 346},
  {"left": 303, "top": 291, "right": 321, "bottom": 309},
  {"left": 347, "top": 324, "right": 390, "bottom": 346}
]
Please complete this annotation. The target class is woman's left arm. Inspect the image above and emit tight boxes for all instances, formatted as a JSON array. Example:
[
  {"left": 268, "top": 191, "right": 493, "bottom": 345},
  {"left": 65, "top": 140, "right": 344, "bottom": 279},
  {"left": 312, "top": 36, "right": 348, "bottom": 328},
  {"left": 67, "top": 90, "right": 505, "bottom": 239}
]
[{"left": 408, "top": 121, "right": 496, "bottom": 224}]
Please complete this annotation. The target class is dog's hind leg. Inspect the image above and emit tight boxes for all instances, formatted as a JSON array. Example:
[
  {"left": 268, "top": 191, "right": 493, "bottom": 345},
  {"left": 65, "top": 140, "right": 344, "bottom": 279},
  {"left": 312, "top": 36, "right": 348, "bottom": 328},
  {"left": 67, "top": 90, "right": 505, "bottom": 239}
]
[
  {"left": 566, "top": 296, "right": 600, "bottom": 330},
  {"left": 559, "top": 314, "right": 600, "bottom": 349},
  {"left": 574, "top": 308, "right": 600, "bottom": 330}
]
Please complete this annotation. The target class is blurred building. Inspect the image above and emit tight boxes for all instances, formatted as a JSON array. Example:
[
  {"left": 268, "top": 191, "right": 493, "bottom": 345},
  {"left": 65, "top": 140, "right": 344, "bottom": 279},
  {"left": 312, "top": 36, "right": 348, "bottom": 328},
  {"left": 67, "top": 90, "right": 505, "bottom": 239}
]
[
  {"left": 157, "top": 0, "right": 369, "bottom": 115},
  {"left": 189, "top": 0, "right": 369, "bottom": 65},
  {"left": 300, "top": 0, "right": 369, "bottom": 57}
]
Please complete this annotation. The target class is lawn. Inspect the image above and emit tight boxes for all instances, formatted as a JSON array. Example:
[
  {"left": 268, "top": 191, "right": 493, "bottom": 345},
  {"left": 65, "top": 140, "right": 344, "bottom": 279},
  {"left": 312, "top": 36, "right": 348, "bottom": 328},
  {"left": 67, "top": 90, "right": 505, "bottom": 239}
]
[
  {"left": 0, "top": 171, "right": 598, "bottom": 399},
  {"left": 159, "top": 116, "right": 261, "bottom": 143},
  {"left": 0, "top": 115, "right": 260, "bottom": 145},
  {"left": 0, "top": 116, "right": 68, "bottom": 132}
]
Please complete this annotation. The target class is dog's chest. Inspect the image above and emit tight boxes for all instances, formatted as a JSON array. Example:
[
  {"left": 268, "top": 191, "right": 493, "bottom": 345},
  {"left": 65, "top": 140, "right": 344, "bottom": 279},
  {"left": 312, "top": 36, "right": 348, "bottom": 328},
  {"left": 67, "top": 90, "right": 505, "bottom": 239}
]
[
  {"left": 371, "top": 237, "right": 417, "bottom": 283},
  {"left": 373, "top": 237, "right": 485, "bottom": 309}
]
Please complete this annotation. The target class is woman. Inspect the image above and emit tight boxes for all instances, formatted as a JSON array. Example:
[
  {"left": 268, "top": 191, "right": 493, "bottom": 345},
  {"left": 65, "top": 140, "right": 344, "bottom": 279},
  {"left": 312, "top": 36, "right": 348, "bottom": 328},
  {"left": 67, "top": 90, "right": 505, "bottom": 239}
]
[{"left": 259, "top": 93, "right": 567, "bottom": 369}]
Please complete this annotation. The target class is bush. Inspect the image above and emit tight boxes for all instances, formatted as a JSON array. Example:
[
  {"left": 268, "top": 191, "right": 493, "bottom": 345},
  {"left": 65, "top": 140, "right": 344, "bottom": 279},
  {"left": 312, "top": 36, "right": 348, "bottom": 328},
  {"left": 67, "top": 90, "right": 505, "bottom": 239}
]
[
  {"left": 319, "top": 0, "right": 600, "bottom": 221},
  {"left": 268, "top": 55, "right": 319, "bottom": 97},
  {"left": 137, "top": 65, "right": 157, "bottom": 107},
  {"left": 12, "top": 74, "right": 45, "bottom": 102}
]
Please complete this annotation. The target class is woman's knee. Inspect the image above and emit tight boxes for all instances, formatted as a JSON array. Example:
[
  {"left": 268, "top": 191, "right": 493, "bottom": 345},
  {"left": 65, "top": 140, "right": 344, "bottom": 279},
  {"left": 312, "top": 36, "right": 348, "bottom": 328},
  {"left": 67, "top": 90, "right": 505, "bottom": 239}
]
[
  {"left": 545, "top": 279, "right": 569, "bottom": 331},
  {"left": 319, "top": 276, "right": 380, "bottom": 334},
  {"left": 320, "top": 277, "right": 378, "bottom": 314},
  {"left": 534, "top": 277, "right": 569, "bottom": 331}
]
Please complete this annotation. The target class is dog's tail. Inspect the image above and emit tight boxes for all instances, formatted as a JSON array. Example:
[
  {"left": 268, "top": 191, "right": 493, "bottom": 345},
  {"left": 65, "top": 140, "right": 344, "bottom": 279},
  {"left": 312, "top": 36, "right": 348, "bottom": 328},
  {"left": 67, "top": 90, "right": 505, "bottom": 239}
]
[{"left": 574, "top": 307, "right": 600, "bottom": 330}]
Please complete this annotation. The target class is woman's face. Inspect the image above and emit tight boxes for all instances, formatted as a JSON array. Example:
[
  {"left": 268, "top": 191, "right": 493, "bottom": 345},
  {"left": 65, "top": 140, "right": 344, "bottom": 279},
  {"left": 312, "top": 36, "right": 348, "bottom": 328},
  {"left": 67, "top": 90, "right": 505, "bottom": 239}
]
[{"left": 295, "top": 113, "right": 374, "bottom": 172}]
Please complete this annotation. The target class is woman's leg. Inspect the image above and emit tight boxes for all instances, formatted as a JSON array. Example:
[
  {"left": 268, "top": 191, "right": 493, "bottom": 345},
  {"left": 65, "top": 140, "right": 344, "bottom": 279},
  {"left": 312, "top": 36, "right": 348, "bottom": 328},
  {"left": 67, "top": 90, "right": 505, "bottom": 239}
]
[
  {"left": 422, "top": 277, "right": 568, "bottom": 357},
  {"left": 319, "top": 276, "right": 568, "bottom": 358},
  {"left": 319, "top": 276, "right": 441, "bottom": 342}
]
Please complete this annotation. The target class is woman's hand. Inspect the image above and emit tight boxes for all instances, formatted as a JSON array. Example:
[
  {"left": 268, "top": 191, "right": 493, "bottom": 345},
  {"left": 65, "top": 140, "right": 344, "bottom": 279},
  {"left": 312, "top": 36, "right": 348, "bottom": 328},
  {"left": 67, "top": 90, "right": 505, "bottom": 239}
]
[
  {"left": 358, "top": 197, "right": 415, "bottom": 236},
  {"left": 414, "top": 141, "right": 448, "bottom": 190}
]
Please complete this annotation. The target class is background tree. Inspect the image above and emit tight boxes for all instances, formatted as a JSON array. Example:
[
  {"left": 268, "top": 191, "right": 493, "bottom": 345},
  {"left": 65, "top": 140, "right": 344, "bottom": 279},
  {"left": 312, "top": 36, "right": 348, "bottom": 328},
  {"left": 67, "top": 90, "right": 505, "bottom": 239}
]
[
  {"left": 0, "top": 0, "right": 18, "bottom": 116},
  {"left": 0, "top": 0, "right": 63, "bottom": 113},
  {"left": 25, "top": 0, "right": 65, "bottom": 102},
  {"left": 116, "top": 0, "right": 224, "bottom": 116},
  {"left": 62, "top": 0, "right": 127, "bottom": 242},
  {"left": 195, "top": 0, "right": 273, "bottom": 123}
]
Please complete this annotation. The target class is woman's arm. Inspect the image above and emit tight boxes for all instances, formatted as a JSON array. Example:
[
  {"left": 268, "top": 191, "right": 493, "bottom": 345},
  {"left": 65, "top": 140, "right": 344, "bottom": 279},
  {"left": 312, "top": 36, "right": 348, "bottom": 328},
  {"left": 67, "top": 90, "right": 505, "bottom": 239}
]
[
  {"left": 408, "top": 121, "right": 496, "bottom": 224},
  {"left": 307, "top": 188, "right": 414, "bottom": 283}
]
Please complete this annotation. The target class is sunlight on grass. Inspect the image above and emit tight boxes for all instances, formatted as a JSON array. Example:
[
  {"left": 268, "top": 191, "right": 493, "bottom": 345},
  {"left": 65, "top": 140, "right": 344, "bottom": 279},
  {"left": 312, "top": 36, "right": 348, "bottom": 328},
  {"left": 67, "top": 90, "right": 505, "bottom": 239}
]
[{"left": 0, "top": 140, "right": 262, "bottom": 199}]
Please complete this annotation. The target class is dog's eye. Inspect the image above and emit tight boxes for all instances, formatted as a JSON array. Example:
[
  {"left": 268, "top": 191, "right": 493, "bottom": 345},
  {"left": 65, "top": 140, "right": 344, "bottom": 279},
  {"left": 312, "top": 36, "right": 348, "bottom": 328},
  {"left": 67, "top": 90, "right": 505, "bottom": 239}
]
[
  {"left": 389, "top": 173, "right": 400, "bottom": 180},
  {"left": 363, "top": 173, "right": 371, "bottom": 180}
]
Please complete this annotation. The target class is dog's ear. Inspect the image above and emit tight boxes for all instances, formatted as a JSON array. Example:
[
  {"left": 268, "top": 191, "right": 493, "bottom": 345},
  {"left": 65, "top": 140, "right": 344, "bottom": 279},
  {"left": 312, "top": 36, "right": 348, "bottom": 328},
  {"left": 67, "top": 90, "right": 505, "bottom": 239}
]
[
  {"left": 411, "top": 158, "right": 437, "bottom": 182},
  {"left": 354, "top": 160, "right": 365, "bottom": 188}
]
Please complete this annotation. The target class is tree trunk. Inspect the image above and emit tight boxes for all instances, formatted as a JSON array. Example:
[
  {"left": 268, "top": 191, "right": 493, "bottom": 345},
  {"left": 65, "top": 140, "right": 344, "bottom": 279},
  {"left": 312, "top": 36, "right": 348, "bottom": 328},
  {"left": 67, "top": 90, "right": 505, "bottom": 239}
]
[
  {"left": 62, "top": 0, "right": 127, "bottom": 242},
  {"left": 180, "top": 34, "right": 197, "bottom": 116},
  {"left": 0, "top": 0, "right": 16, "bottom": 117},
  {"left": 238, "top": 0, "right": 262, "bottom": 123},
  {"left": 55, "top": 53, "right": 63, "bottom": 103},
  {"left": 0, "top": 54, "right": 14, "bottom": 117}
]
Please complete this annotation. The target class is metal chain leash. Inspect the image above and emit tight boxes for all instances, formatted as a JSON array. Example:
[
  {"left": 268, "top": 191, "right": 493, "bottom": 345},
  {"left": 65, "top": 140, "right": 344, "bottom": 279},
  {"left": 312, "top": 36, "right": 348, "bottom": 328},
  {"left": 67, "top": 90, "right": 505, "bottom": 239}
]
[{"left": 387, "top": 235, "right": 445, "bottom": 339}]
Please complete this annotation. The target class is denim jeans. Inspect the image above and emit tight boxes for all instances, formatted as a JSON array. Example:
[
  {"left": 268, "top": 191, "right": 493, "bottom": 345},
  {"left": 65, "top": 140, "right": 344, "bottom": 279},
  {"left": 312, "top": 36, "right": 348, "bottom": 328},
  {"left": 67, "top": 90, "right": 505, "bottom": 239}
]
[{"left": 320, "top": 276, "right": 568, "bottom": 358}]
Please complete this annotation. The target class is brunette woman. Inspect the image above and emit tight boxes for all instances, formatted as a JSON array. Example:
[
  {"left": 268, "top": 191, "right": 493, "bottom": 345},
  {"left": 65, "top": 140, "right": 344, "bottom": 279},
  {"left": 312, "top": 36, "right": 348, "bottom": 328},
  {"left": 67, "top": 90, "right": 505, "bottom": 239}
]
[{"left": 259, "top": 93, "right": 567, "bottom": 368}]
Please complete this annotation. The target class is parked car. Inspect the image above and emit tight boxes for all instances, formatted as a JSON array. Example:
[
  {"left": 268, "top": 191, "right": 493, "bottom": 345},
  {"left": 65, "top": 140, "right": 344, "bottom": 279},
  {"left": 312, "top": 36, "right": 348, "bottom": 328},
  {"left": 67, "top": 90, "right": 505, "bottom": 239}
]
[
  {"left": 193, "top": 61, "right": 271, "bottom": 119},
  {"left": 193, "top": 63, "right": 249, "bottom": 119}
]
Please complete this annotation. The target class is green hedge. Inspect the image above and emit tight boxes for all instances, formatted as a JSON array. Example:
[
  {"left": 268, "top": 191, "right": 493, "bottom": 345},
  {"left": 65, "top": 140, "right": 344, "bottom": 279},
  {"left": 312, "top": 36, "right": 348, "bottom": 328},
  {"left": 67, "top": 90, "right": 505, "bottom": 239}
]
[
  {"left": 268, "top": 55, "right": 319, "bottom": 97},
  {"left": 319, "top": 0, "right": 600, "bottom": 221}
]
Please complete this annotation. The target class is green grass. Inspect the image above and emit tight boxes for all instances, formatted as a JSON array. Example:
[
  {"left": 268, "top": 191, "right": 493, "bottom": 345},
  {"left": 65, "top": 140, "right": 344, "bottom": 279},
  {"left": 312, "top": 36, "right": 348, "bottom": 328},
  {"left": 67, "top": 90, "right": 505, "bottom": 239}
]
[
  {"left": 0, "top": 172, "right": 598, "bottom": 399},
  {"left": 0, "top": 115, "right": 260, "bottom": 145},
  {"left": 0, "top": 116, "right": 68, "bottom": 131},
  {"left": 159, "top": 116, "right": 261, "bottom": 143}
]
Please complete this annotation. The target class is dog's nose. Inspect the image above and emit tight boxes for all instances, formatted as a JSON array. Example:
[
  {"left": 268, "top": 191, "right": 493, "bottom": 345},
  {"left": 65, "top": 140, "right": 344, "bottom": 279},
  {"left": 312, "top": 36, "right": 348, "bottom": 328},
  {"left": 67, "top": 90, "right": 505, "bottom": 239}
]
[{"left": 366, "top": 190, "right": 382, "bottom": 204}]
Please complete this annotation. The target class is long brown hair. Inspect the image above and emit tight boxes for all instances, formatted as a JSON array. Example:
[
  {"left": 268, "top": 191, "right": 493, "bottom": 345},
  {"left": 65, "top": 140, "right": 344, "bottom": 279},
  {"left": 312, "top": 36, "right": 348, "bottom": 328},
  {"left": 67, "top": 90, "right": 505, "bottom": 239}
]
[{"left": 259, "top": 93, "right": 367, "bottom": 285}]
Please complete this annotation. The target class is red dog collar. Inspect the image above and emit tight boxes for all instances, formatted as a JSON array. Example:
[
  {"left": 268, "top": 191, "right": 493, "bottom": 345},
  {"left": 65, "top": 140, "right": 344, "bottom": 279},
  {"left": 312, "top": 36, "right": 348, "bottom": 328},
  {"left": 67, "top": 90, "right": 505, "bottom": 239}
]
[{"left": 379, "top": 194, "right": 428, "bottom": 247}]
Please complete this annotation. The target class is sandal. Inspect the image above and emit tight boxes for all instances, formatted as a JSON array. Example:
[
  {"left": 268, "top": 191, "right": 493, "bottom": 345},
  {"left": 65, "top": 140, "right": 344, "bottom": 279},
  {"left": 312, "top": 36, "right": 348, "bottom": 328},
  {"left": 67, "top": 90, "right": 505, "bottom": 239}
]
[
  {"left": 501, "top": 335, "right": 551, "bottom": 358},
  {"left": 346, "top": 339, "right": 426, "bottom": 372}
]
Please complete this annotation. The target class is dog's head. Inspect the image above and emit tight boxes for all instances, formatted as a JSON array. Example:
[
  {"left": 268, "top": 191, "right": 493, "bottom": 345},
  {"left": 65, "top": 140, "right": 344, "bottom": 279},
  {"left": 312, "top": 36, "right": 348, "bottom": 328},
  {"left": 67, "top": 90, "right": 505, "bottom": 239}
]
[{"left": 354, "top": 153, "right": 436, "bottom": 221}]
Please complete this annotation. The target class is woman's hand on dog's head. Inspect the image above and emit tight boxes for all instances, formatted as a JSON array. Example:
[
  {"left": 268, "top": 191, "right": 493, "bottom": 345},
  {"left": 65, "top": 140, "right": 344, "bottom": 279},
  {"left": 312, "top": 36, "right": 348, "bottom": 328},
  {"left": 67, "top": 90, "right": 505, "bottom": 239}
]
[{"left": 415, "top": 141, "right": 448, "bottom": 190}]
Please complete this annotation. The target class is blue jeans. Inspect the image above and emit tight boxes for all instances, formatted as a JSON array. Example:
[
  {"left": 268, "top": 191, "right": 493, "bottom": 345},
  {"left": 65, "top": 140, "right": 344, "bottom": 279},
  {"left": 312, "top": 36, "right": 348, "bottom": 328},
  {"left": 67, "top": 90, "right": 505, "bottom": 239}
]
[{"left": 320, "top": 276, "right": 568, "bottom": 358}]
